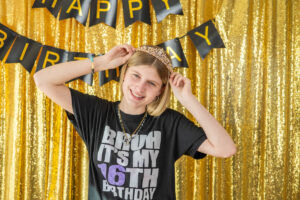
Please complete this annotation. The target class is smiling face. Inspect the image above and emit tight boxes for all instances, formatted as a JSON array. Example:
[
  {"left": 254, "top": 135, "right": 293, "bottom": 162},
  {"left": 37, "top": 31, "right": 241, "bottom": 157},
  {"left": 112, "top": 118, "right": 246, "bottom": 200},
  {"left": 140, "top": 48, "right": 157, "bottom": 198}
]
[
  {"left": 120, "top": 65, "right": 163, "bottom": 114},
  {"left": 119, "top": 46, "right": 171, "bottom": 116}
]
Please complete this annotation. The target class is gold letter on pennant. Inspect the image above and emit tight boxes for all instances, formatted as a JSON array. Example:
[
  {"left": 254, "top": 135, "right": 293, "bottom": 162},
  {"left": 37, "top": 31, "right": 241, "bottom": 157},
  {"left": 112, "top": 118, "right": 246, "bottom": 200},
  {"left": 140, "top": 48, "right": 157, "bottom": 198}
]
[
  {"left": 194, "top": 26, "right": 211, "bottom": 46},
  {"left": 0, "top": 30, "right": 8, "bottom": 48},
  {"left": 41, "top": 0, "right": 58, "bottom": 8},
  {"left": 66, "top": 0, "right": 83, "bottom": 16},
  {"left": 42, "top": 51, "right": 60, "bottom": 69},
  {"left": 19, "top": 43, "right": 29, "bottom": 61},
  {"left": 97, "top": 0, "right": 111, "bottom": 19},
  {"left": 129, "top": 0, "right": 142, "bottom": 18},
  {"left": 166, "top": 46, "right": 181, "bottom": 62},
  {"left": 161, "top": 0, "right": 170, "bottom": 10}
]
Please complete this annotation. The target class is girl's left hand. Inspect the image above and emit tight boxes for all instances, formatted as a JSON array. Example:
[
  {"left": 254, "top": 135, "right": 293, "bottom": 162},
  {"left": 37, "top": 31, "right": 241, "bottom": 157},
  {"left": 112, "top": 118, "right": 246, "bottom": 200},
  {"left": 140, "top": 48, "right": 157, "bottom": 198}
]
[{"left": 169, "top": 72, "right": 193, "bottom": 102}]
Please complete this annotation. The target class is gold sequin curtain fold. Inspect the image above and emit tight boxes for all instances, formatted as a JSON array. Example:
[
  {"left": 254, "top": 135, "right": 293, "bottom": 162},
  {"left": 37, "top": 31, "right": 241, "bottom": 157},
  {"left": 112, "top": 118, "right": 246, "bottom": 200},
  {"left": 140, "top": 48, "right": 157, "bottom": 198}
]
[{"left": 0, "top": 0, "right": 299, "bottom": 199}]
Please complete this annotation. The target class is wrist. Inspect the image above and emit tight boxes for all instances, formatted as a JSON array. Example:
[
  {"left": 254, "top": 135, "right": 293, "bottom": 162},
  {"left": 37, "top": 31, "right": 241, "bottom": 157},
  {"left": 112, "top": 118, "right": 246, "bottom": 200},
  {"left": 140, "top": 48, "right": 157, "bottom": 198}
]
[
  {"left": 179, "top": 93, "right": 196, "bottom": 105},
  {"left": 94, "top": 55, "right": 108, "bottom": 72}
]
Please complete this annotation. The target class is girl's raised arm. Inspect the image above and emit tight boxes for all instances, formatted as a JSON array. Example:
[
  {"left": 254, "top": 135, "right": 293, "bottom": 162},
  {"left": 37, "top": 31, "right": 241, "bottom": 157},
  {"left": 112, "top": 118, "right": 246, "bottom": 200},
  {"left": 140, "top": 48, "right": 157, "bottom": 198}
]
[
  {"left": 169, "top": 72, "right": 237, "bottom": 158},
  {"left": 33, "top": 44, "right": 135, "bottom": 114}
]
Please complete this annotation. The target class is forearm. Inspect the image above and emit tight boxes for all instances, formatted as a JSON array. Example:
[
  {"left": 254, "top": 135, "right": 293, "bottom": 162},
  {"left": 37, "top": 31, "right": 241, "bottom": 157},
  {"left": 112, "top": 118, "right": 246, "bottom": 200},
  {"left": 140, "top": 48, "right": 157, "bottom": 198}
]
[
  {"left": 181, "top": 94, "right": 236, "bottom": 154},
  {"left": 34, "top": 56, "right": 107, "bottom": 86}
]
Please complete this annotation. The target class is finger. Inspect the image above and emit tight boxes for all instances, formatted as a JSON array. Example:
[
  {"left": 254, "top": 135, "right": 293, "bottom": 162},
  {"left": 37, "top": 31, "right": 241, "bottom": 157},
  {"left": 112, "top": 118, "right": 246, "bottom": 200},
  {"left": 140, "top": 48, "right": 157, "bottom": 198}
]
[
  {"left": 177, "top": 77, "right": 186, "bottom": 87},
  {"left": 173, "top": 73, "right": 182, "bottom": 86},
  {"left": 169, "top": 72, "right": 178, "bottom": 81},
  {"left": 123, "top": 44, "right": 135, "bottom": 55},
  {"left": 174, "top": 76, "right": 183, "bottom": 87}
]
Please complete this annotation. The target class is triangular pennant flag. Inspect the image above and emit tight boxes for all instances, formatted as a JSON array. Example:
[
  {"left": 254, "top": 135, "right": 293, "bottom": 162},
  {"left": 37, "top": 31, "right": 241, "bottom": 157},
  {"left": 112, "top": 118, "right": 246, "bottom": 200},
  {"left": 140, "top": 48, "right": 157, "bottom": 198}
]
[
  {"left": 32, "top": 0, "right": 63, "bottom": 17},
  {"left": 0, "top": 23, "right": 18, "bottom": 61},
  {"left": 151, "top": 0, "right": 183, "bottom": 23},
  {"left": 122, "top": 0, "right": 151, "bottom": 27},
  {"left": 89, "top": 0, "right": 118, "bottom": 28},
  {"left": 188, "top": 20, "right": 225, "bottom": 59},
  {"left": 59, "top": 0, "right": 92, "bottom": 25},
  {"left": 6, "top": 35, "right": 42, "bottom": 73},
  {"left": 36, "top": 45, "right": 68, "bottom": 72},
  {"left": 67, "top": 52, "right": 99, "bottom": 85},
  {"left": 99, "top": 67, "right": 120, "bottom": 86},
  {"left": 158, "top": 38, "right": 188, "bottom": 68}
]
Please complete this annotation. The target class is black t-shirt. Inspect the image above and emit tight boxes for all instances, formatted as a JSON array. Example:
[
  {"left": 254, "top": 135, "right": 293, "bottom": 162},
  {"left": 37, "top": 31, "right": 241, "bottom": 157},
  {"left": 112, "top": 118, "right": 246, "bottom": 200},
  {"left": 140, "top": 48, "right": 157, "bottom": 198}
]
[{"left": 66, "top": 88, "right": 207, "bottom": 200}]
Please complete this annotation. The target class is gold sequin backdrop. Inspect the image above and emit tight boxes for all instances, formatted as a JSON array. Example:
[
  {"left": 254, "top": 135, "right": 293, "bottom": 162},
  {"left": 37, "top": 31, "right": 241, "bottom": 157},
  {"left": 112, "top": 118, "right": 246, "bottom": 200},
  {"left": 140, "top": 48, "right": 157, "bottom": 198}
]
[{"left": 0, "top": 0, "right": 299, "bottom": 199}]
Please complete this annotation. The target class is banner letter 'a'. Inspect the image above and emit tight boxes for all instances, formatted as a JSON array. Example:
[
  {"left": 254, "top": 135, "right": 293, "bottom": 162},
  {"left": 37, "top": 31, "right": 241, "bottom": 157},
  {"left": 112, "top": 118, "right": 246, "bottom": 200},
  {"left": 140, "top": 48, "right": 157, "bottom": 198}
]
[
  {"left": 188, "top": 20, "right": 225, "bottom": 59},
  {"left": 158, "top": 38, "right": 189, "bottom": 68},
  {"left": 6, "top": 36, "right": 42, "bottom": 73},
  {"left": 59, "top": 0, "right": 92, "bottom": 25},
  {"left": 122, "top": 0, "right": 151, "bottom": 27}
]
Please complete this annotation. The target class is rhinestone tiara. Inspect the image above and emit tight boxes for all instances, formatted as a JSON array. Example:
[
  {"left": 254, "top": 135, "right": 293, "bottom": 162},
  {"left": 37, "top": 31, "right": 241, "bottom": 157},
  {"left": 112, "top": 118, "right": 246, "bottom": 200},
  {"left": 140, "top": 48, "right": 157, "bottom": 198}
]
[{"left": 136, "top": 46, "right": 173, "bottom": 72}]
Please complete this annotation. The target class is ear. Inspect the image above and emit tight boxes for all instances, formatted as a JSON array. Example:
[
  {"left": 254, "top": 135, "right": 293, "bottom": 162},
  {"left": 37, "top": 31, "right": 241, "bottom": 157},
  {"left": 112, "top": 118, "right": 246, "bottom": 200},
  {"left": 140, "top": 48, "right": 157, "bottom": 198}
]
[{"left": 158, "top": 84, "right": 165, "bottom": 96}]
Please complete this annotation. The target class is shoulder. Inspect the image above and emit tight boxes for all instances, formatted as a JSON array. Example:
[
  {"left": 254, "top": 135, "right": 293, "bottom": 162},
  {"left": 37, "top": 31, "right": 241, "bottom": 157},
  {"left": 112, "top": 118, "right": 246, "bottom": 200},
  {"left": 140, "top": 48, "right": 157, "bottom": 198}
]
[
  {"left": 159, "top": 108, "right": 186, "bottom": 121},
  {"left": 69, "top": 87, "right": 117, "bottom": 108}
]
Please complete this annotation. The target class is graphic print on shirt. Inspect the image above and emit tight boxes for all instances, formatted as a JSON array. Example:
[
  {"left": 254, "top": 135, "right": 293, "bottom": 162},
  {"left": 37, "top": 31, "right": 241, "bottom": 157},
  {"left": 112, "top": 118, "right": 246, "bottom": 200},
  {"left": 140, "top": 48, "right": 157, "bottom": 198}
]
[{"left": 97, "top": 125, "right": 161, "bottom": 199}]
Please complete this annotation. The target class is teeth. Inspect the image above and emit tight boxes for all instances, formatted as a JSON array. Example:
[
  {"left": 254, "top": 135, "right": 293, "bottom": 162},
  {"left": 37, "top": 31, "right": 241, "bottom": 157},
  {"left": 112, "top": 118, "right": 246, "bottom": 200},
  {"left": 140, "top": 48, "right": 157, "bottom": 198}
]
[{"left": 131, "top": 90, "right": 143, "bottom": 98}]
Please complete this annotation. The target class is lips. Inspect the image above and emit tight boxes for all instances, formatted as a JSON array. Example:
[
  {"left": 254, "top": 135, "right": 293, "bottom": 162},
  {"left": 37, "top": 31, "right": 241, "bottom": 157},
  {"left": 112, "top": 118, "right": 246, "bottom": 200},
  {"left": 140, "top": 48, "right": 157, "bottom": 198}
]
[{"left": 130, "top": 89, "right": 144, "bottom": 100}]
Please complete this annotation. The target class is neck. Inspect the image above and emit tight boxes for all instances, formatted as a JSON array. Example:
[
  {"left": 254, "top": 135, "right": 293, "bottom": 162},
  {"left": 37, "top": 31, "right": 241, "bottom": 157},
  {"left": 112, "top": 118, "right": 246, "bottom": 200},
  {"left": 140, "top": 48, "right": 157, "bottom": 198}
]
[{"left": 119, "top": 100, "right": 146, "bottom": 115}]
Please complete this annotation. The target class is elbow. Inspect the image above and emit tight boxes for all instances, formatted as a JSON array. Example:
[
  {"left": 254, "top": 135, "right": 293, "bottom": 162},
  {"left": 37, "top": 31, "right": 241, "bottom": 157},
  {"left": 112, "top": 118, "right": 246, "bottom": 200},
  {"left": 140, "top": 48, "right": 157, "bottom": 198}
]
[
  {"left": 221, "top": 144, "right": 237, "bottom": 158},
  {"left": 33, "top": 71, "right": 42, "bottom": 88},
  {"left": 34, "top": 71, "right": 48, "bottom": 89}
]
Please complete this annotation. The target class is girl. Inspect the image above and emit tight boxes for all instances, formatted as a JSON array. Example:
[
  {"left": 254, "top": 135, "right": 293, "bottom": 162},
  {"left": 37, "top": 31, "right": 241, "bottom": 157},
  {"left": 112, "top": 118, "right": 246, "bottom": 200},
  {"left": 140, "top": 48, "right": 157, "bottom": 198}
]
[{"left": 34, "top": 44, "right": 236, "bottom": 200}]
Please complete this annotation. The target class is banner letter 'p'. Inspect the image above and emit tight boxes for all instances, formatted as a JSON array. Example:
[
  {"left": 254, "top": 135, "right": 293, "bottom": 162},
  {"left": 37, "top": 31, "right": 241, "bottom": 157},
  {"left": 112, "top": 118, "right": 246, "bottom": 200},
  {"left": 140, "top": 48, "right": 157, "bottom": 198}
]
[
  {"left": 97, "top": 0, "right": 111, "bottom": 19},
  {"left": 129, "top": 0, "right": 142, "bottom": 18}
]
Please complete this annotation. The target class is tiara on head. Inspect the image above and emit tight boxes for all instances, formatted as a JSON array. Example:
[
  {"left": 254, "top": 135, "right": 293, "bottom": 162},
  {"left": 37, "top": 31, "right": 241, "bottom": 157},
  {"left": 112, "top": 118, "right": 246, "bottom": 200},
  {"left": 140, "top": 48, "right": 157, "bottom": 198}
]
[{"left": 136, "top": 46, "right": 173, "bottom": 72}]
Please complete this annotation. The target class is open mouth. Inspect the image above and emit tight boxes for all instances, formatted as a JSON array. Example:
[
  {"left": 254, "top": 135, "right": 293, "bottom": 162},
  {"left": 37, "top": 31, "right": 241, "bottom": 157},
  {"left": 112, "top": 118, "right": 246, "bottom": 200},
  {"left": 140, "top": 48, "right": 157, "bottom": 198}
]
[{"left": 130, "top": 89, "right": 144, "bottom": 100}]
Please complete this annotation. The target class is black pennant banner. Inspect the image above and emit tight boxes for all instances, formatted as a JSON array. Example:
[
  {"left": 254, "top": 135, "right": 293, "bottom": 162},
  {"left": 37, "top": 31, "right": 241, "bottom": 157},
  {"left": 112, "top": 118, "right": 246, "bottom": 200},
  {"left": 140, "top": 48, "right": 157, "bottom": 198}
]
[
  {"left": 6, "top": 36, "right": 42, "bottom": 73},
  {"left": 0, "top": 19, "right": 225, "bottom": 87},
  {"left": 67, "top": 52, "right": 98, "bottom": 85},
  {"left": 0, "top": 24, "right": 17, "bottom": 60},
  {"left": 151, "top": 0, "right": 183, "bottom": 23},
  {"left": 188, "top": 20, "right": 225, "bottom": 59},
  {"left": 89, "top": 0, "right": 118, "bottom": 28},
  {"left": 122, "top": 0, "right": 151, "bottom": 27},
  {"left": 32, "top": 0, "right": 184, "bottom": 28},
  {"left": 32, "top": 0, "right": 63, "bottom": 17},
  {"left": 158, "top": 38, "right": 188, "bottom": 68},
  {"left": 59, "top": 0, "right": 92, "bottom": 25},
  {"left": 36, "top": 45, "right": 69, "bottom": 72},
  {"left": 99, "top": 67, "right": 120, "bottom": 86}
]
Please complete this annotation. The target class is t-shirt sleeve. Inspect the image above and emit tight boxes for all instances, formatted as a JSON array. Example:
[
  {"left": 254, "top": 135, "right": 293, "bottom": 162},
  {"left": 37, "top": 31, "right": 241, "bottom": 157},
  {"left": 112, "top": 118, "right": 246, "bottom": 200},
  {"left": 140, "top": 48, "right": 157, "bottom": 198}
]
[
  {"left": 65, "top": 88, "right": 109, "bottom": 148},
  {"left": 173, "top": 111, "right": 208, "bottom": 160}
]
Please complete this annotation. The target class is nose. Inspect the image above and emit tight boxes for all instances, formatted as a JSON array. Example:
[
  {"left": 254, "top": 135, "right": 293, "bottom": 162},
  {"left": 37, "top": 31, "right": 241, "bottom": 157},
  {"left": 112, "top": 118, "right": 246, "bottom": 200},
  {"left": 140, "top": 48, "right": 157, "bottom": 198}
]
[{"left": 135, "top": 81, "right": 147, "bottom": 94}]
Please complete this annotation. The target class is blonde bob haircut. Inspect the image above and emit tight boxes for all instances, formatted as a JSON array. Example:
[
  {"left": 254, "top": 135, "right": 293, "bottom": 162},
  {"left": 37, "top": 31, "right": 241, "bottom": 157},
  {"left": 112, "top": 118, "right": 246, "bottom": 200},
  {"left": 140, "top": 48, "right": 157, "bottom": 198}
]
[{"left": 119, "top": 46, "right": 172, "bottom": 116}]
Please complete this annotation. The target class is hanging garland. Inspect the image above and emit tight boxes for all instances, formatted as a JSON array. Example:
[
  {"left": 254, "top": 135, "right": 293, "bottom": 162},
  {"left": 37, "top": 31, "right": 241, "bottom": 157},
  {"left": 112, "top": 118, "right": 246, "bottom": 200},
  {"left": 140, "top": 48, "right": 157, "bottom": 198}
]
[
  {"left": 0, "top": 19, "right": 224, "bottom": 86},
  {"left": 32, "top": 0, "right": 184, "bottom": 28}
]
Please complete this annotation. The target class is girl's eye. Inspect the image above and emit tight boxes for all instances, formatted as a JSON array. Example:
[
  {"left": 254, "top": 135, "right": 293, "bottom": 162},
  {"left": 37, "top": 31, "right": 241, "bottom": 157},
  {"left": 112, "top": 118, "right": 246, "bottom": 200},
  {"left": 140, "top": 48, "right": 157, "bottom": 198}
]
[
  {"left": 133, "top": 74, "right": 140, "bottom": 78},
  {"left": 148, "top": 82, "right": 156, "bottom": 86}
]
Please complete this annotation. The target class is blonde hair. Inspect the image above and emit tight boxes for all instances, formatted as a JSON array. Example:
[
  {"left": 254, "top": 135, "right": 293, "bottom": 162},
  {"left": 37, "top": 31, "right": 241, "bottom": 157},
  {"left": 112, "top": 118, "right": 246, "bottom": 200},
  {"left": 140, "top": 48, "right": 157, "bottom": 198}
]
[{"left": 119, "top": 46, "right": 172, "bottom": 116}]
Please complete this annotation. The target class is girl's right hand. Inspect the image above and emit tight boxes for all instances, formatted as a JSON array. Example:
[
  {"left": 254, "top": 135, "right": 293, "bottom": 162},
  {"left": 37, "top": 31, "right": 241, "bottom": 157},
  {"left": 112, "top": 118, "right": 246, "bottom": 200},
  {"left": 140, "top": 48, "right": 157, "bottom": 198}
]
[{"left": 96, "top": 44, "right": 135, "bottom": 70}]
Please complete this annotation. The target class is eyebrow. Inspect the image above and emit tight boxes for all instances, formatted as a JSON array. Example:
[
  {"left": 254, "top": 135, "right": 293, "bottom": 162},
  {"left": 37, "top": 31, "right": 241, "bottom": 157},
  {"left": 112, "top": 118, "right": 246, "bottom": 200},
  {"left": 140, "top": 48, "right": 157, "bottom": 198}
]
[{"left": 132, "top": 70, "right": 161, "bottom": 85}]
